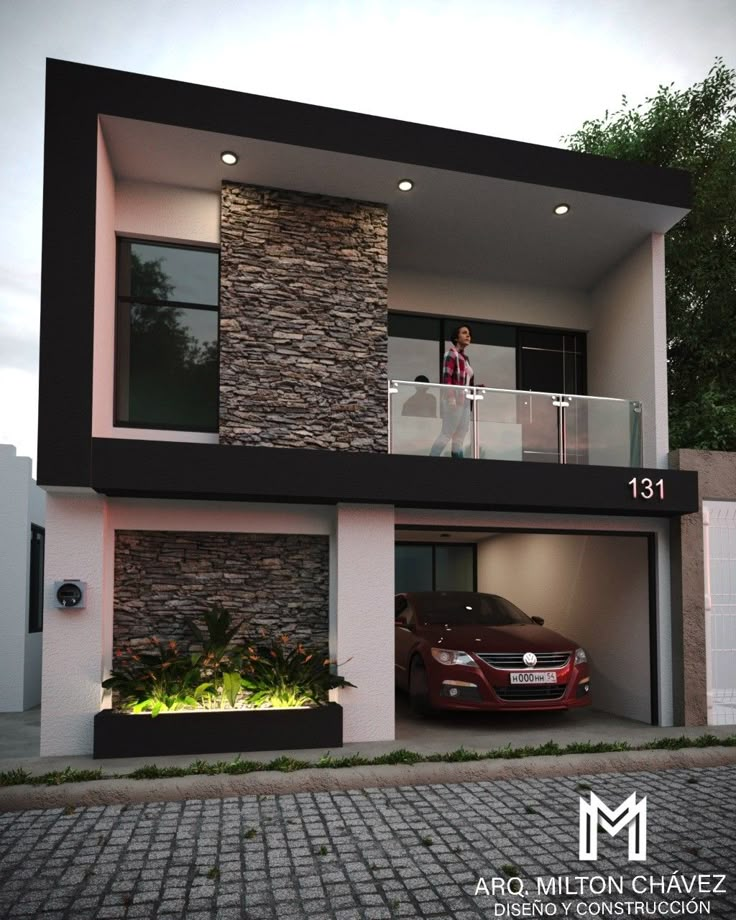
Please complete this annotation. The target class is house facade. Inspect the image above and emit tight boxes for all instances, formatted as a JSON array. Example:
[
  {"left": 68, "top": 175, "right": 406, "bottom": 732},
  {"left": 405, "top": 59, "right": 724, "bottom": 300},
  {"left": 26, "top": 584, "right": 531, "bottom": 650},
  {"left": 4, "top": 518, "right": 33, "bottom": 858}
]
[{"left": 38, "top": 59, "right": 699, "bottom": 756}]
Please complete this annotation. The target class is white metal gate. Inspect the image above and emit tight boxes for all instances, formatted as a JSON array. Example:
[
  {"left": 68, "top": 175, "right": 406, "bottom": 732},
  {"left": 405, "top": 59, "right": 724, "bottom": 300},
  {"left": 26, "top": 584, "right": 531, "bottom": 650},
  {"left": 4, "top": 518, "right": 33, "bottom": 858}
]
[{"left": 704, "top": 501, "right": 736, "bottom": 725}]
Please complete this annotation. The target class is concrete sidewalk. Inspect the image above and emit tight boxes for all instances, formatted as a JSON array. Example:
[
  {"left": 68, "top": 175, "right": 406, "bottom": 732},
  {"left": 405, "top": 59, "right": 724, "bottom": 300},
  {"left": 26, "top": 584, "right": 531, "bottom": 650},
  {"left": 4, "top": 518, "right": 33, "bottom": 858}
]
[
  {"left": 2, "top": 702, "right": 736, "bottom": 811},
  {"left": 3, "top": 701, "right": 736, "bottom": 775}
]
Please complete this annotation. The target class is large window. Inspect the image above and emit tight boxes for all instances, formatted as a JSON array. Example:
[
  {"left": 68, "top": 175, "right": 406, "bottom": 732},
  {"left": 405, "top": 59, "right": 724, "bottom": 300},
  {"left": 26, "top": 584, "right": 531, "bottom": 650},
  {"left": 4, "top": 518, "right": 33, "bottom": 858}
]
[
  {"left": 115, "top": 240, "right": 219, "bottom": 430},
  {"left": 388, "top": 312, "right": 585, "bottom": 395}
]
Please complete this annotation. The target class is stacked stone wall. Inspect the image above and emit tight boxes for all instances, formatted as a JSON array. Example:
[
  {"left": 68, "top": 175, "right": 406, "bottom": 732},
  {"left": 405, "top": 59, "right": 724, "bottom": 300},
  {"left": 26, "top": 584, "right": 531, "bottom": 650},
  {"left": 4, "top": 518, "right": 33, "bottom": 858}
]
[
  {"left": 219, "top": 182, "right": 388, "bottom": 450},
  {"left": 113, "top": 531, "right": 329, "bottom": 653}
]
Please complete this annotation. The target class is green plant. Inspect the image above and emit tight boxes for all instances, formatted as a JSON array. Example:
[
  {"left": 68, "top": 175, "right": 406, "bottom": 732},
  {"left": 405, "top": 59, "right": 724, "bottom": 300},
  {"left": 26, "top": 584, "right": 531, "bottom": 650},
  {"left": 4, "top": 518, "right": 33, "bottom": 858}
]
[
  {"left": 102, "top": 611, "right": 354, "bottom": 714},
  {"left": 102, "top": 637, "right": 212, "bottom": 717},
  {"left": 240, "top": 634, "right": 354, "bottom": 709},
  {"left": 187, "top": 606, "right": 243, "bottom": 674},
  {"left": 501, "top": 863, "right": 521, "bottom": 877}
]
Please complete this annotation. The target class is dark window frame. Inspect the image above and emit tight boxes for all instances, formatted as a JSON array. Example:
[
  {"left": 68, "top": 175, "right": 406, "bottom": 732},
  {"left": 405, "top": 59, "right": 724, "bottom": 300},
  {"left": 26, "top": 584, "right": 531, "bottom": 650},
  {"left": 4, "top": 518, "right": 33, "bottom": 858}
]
[
  {"left": 28, "top": 524, "right": 45, "bottom": 634},
  {"left": 114, "top": 237, "right": 221, "bottom": 433}
]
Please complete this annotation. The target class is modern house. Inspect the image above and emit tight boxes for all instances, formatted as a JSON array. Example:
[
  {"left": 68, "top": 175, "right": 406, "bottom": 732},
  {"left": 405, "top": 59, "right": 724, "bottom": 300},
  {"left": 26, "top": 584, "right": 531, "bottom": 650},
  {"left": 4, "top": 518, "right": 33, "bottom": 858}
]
[
  {"left": 37, "top": 59, "right": 700, "bottom": 756},
  {"left": 0, "top": 445, "right": 45, "bottom": 712}
]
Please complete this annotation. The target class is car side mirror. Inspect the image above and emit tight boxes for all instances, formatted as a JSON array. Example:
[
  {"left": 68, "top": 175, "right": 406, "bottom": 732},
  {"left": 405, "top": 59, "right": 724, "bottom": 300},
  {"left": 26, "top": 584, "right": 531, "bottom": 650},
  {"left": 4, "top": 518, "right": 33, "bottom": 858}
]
[{"left": 531, "top": 616, "right": 545, "bottom": 626}]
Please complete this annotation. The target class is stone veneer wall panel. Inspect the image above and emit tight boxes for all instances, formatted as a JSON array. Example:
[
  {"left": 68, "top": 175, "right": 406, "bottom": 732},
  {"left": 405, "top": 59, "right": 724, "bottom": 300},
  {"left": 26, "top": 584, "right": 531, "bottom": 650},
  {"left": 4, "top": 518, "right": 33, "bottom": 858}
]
[
  {"left": 219, "top": 182, "right": 388, "bottom": 450},
  {"left": 114, "top": 531, "right": 329, "bottom": 652}
]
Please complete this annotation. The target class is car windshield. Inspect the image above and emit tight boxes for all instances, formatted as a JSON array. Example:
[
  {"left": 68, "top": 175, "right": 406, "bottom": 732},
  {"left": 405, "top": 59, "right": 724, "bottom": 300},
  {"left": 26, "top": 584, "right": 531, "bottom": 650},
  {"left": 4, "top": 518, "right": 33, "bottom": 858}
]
[{"left": 411, "top": 592, "right": 533, "bottom": 627}]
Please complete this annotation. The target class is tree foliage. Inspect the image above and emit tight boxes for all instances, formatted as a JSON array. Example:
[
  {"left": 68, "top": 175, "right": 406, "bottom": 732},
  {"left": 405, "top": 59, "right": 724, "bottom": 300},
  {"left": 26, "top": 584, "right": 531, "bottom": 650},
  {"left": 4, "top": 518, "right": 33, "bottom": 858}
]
[{"left": 565, "top": 60, "right": 736, "bottom": 451}]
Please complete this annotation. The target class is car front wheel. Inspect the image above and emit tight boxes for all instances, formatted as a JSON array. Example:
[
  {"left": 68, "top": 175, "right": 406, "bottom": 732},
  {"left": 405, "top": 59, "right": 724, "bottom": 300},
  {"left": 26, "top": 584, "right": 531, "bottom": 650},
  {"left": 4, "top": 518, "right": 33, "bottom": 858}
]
[{"left": 409, "top": 655, "right": 432, "bottom": 716}]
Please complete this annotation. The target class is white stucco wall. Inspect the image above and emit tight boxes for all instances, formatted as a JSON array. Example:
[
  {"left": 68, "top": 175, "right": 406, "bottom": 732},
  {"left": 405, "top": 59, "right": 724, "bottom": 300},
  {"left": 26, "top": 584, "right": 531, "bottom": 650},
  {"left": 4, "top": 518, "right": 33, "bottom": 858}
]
[
  {"left": 0, "top": 445, "right": 45, "bottom": 712},
  {"left": 334, "top": 504, "right": 395, "bottom": 742},
  {"left": 41, "top": 493, "right": 109, "bottom": 755},
  {"left": 91, "top": 122, "right": 117, "bottom": 446},
  {"left": 91, "top": 157, "right": 220, "bottom": 445},
  {"left": 41, "top": 496, "right": 397, "bottom": 754},
  {"left": 115, "top": 180, "right": 220, "bottom": 245},
  {"left": 389, "top": 268, "right": 591, "bottom": 331},
  {"left": 477, "top": 531, "right": 651, "bottom": 722},
  {"left": 588, "top": 234, "right": 668, "bottom": 468}
]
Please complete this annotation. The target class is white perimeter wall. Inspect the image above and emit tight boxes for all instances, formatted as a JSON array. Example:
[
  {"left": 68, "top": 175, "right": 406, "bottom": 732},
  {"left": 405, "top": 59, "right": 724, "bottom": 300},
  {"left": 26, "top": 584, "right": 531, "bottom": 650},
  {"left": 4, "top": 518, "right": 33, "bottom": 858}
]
[
  {"left": 0, "top": 445, "right": 45, "bottom": 712},
  {"left": 477, "top": 532, "right": 651, "bottom": 723},
  {"left": 40, "top": 495, "right": 395, "bottom": 755},
  {"left": 389, "top": 269, "right": 591, "bottom": 331},
  {"left": 588, "top": 234, "right": 668, "bottom": 467}
]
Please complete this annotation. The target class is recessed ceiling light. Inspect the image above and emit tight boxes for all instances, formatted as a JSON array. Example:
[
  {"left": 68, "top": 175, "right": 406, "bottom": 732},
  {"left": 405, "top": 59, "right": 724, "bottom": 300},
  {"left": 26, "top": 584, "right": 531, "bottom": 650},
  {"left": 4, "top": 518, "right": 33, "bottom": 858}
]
[
  {"left": 554, "top": 203, "right": 570, "bottom": 216},
  {"left": 397, "top": 179, "right": 414, "bottom": 192},
  {"left": 221, "top": 151, "right": 239, "bottom": 166}
]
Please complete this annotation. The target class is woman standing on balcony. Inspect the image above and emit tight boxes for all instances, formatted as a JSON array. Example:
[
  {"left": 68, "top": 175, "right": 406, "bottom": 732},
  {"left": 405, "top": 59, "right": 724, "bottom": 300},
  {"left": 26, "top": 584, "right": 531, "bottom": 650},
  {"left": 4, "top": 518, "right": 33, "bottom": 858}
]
[{"left": 429, "top": 324, "right": 474, "bottom": 458}]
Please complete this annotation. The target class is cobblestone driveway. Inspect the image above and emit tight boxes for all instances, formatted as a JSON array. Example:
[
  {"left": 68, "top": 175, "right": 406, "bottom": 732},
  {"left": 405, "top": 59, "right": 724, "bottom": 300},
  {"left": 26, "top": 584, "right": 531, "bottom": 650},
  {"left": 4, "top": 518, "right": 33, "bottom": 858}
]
[{"left": 1, "top": 765, "right": 734, "bottom": 919}]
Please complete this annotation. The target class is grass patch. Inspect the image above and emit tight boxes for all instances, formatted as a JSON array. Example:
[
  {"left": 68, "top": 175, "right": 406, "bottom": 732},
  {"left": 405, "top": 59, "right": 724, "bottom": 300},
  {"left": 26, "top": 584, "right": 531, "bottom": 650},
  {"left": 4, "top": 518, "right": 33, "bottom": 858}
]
[
  {"left": 1, "top": 733, "right": 734, "bottom": 788},
  {"left": 500, "top": 863, "right": 521, "bottom": 877},
  {"left": 0, "top": 768, "right": 32, "bottom": 787}
]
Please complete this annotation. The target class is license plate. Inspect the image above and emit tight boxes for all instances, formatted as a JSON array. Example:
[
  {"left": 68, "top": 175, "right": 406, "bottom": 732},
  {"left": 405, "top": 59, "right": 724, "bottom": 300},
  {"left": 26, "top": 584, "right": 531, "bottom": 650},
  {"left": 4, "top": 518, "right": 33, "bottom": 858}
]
[{"left": 509, "top": 671, "right": 557, "bottom": 685}]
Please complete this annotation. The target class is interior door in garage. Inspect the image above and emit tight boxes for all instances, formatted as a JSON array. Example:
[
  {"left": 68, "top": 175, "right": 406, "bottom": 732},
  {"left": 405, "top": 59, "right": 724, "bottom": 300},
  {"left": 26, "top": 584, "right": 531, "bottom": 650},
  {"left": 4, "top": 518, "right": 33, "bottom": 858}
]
[{"left": 704, "top": 501, "right": 736, "bottom": 725}]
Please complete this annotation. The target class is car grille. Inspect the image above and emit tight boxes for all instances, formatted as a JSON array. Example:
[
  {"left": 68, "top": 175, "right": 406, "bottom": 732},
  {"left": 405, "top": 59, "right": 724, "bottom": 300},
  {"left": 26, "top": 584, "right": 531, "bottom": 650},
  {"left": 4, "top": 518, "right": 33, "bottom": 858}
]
[
  {"left": 476, "top": 652, "right": 571, "bottom": 670},
  {"left": 494, "top": 685, "right": 567, "bottom": 702}
]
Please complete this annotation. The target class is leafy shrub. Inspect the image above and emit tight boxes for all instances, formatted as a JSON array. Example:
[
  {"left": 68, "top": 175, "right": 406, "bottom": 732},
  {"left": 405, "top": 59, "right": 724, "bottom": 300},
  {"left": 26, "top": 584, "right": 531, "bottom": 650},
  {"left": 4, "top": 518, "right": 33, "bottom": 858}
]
[{"left": 103, "top": 609, "right": 353, "bottom": 715}]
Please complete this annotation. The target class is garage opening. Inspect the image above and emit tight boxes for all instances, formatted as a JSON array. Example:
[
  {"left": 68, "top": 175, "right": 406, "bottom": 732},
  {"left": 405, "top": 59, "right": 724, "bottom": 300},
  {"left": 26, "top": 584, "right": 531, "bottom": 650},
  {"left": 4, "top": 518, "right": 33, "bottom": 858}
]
[{"left": 395, "top": 528, "right": 655, "bottom": 726}]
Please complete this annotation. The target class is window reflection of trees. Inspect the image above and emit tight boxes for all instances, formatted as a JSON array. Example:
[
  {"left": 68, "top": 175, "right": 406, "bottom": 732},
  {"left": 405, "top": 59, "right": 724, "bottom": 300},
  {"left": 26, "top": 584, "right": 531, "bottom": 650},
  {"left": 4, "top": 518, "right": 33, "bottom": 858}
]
[{"left": 126, "top": 253, "right": 218, "bottom": 429}]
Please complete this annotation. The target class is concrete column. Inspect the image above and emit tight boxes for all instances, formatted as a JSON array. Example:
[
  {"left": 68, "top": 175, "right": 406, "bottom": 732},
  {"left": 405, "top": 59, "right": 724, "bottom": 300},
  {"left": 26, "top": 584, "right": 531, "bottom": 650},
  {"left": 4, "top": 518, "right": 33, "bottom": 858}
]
[
  {"left": 334, "top": 503, "right": 395, "bottom": 742},
  {"left": 41, "top": 492, "right": 110, "bottom": 755}
]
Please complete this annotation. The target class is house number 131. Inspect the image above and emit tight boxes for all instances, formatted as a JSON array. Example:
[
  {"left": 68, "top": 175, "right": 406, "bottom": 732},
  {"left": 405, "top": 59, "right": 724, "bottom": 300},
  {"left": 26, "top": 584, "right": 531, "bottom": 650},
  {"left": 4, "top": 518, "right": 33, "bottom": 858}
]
[{"left": 628, "top": 477, "right": 665, "bottom": 500}]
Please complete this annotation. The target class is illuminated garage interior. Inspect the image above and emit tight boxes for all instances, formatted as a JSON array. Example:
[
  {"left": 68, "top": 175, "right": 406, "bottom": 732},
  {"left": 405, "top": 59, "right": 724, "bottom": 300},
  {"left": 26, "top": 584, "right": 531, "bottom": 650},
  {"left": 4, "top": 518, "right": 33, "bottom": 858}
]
[{"left": 395, "top": 528, "right": 653, "bottom": 724}]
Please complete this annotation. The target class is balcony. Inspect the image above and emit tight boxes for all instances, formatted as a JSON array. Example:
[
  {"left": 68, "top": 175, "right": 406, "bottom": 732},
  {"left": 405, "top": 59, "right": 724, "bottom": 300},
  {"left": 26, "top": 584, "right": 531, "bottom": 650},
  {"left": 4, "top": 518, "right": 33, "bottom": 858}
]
[{"left": 388, "top": 380, "right": 642, "bottom": 467}]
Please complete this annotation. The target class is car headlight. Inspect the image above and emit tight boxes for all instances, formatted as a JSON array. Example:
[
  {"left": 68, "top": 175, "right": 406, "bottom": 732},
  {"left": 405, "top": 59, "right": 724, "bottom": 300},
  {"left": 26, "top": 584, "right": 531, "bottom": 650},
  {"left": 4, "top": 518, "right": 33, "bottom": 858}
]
[
  {"left": 431, "top": 648, "right": 476, "bottom": 667},
  {"left": 574, "top": 647, "right": 588, "bottom": 665}
]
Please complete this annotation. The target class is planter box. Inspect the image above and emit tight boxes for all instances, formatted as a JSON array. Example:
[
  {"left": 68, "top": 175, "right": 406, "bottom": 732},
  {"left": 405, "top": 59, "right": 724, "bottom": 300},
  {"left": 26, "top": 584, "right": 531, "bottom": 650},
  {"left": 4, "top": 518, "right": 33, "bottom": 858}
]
[{"left": 93, "top": 703, "right": 343, "bottom": 759}]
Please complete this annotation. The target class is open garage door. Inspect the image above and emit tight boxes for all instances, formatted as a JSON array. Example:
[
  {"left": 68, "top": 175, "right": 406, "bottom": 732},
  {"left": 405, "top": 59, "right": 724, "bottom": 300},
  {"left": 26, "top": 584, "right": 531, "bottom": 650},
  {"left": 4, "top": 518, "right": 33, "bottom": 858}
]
[{"left": 395, "top": 529, "right": 655, "bottom": 724}]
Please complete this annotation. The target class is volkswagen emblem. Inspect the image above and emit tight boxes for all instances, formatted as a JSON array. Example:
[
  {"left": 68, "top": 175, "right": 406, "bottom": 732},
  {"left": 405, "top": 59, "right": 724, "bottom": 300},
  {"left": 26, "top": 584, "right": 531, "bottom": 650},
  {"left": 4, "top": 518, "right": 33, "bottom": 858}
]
[{"left": 523, "top": 652, "right": 537, "bottom": 668}]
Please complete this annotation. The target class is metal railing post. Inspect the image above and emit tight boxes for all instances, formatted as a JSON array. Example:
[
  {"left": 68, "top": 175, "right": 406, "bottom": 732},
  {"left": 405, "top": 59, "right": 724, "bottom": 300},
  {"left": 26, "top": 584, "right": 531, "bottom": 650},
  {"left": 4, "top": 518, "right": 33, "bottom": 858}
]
[{"left": 473, "top": 386, "right": 480, "bottom": 459}]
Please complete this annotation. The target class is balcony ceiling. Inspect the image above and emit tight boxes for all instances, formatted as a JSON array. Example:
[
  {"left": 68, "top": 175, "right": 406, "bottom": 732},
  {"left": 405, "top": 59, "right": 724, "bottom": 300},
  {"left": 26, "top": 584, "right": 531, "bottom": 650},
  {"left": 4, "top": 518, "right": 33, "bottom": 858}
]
[{"left": 101, "top": 113, "right": 688, "bottom": 291}]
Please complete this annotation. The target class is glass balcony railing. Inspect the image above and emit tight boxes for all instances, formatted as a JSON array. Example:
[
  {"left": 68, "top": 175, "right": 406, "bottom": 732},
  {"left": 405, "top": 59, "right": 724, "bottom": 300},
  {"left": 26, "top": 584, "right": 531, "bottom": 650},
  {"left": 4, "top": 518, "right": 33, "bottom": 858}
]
[{"left": 388, "top": 381, "right": 642, "bottom": 467}]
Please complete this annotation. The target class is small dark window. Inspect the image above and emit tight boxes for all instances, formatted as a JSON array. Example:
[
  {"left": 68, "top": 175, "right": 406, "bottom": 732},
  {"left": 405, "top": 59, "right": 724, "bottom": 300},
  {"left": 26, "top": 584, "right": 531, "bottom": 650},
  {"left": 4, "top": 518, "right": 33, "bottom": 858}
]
[
  {"left": 395, "top": 543, "right": 476, "bottom": 593},
  {"left": 115, "top": 240, "right": 219, "bottom": 431},
  {"left": 29, "top": 525, "right": 45, "bottom": 633}
]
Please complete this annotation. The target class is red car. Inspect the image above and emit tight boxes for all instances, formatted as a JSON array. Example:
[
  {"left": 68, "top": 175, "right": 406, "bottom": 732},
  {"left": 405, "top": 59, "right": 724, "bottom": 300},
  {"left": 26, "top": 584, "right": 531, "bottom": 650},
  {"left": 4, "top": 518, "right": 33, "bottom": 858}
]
[{"left": 395, "top": 591, "right": 591, "bottom": 713}]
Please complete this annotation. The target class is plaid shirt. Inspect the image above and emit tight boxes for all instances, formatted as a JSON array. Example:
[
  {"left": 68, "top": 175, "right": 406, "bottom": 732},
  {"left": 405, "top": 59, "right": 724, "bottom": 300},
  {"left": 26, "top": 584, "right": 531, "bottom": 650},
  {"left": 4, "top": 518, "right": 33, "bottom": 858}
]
[{"left": 441, "top": 344, "right": 473, "bottom": 388}]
